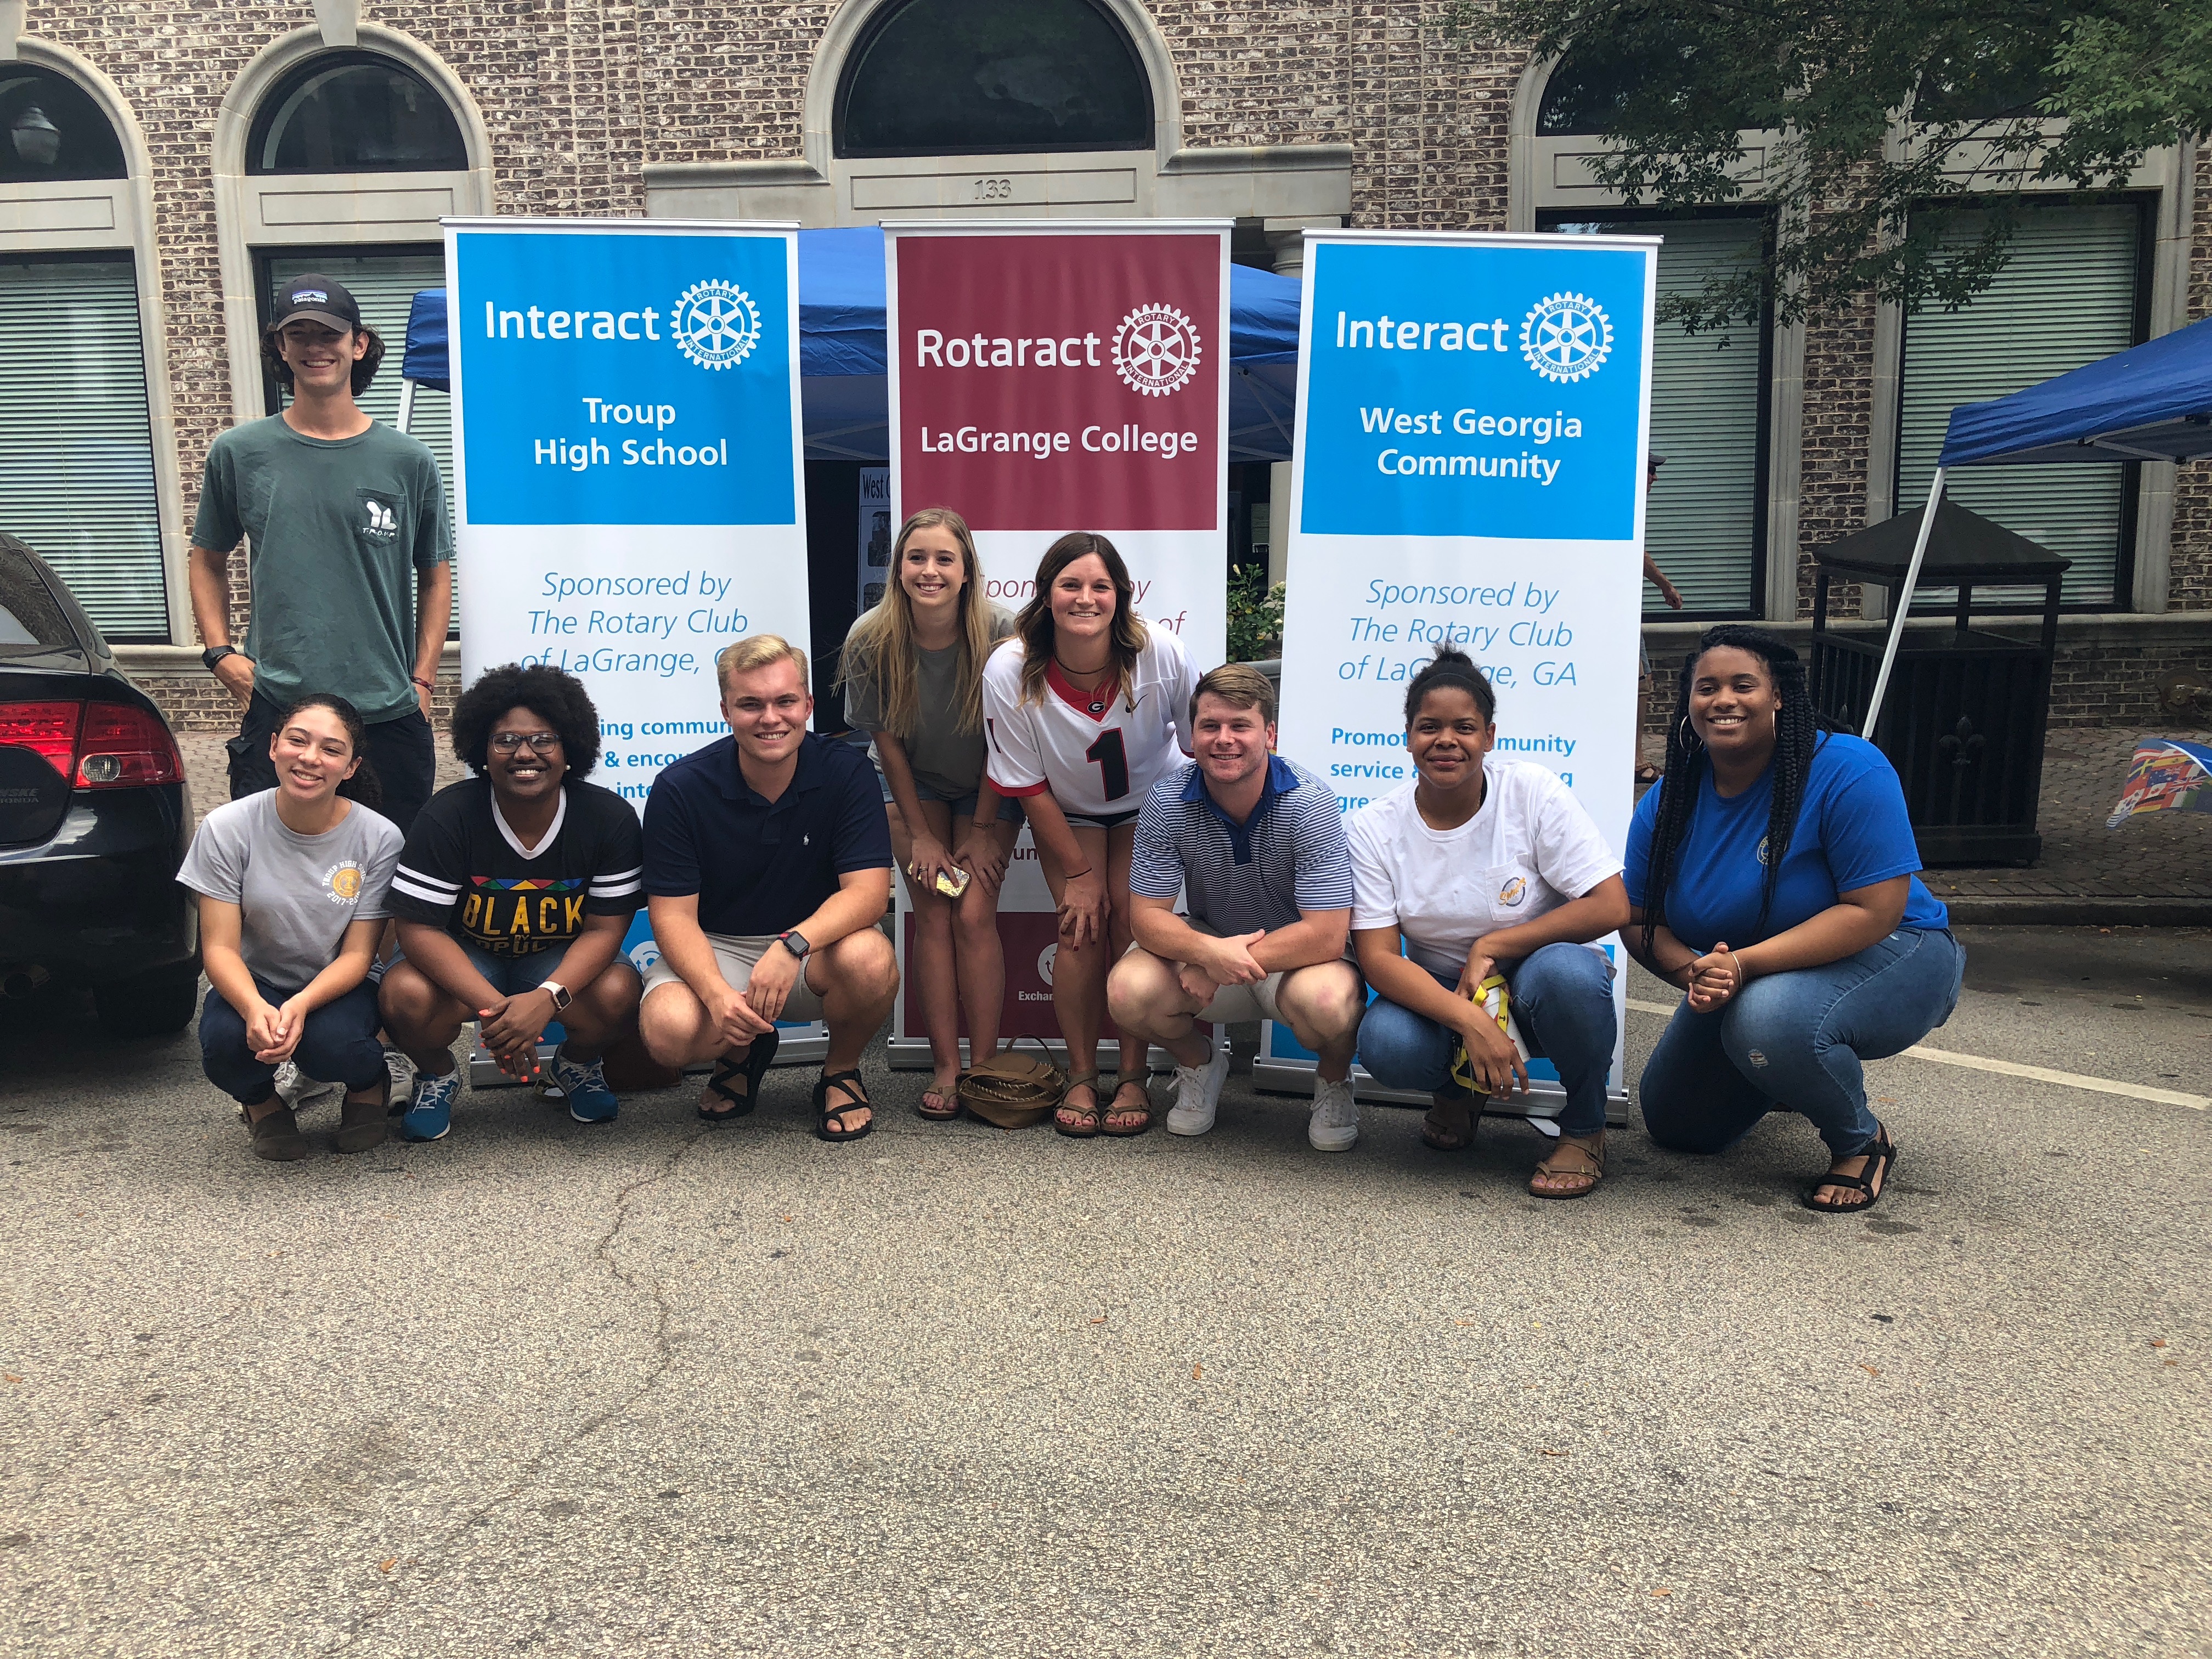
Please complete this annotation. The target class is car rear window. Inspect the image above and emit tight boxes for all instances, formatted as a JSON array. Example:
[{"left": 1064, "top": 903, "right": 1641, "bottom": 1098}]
[{"left": 0, "top": 550, "right": 76, "bottom": 656}]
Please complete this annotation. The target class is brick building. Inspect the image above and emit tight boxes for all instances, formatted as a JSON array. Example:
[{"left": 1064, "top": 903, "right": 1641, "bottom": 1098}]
[{"left": 0, "top": 0, "right": 2204, "bottom": 734}]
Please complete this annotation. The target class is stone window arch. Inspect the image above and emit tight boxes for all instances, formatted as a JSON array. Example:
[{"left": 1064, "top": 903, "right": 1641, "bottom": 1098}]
[
  {"left": 244, "top": 48, "right": 469, "bottom": 175},
  {"left": 0, "top": 41, "right": 184, "bottom": 642},
  {"left": 1510, "top": 48, "right": 1801, "bottom": 622},
  {"left": 834, "top": 0, "right": 1153, "bottom": 159},
  {"left": 644, "top": 0, "right": 1347, "bottom": 259}
]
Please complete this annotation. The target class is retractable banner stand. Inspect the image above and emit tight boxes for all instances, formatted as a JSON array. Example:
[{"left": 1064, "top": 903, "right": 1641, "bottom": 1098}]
[
  {"left": 883, "top": 219, "right": 1231, "bottom": 1063},
  {"left": 1261, "top": 230, "right": 1658, "bottom": 1123},
  {"left": 443, "top": 217, "right": 823, "bottom": 1077}
]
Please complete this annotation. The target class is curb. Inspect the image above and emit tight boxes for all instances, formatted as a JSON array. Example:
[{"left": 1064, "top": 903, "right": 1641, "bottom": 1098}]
[{"left": 1937, "top": 896, "right": 2212, "bottom": 926}]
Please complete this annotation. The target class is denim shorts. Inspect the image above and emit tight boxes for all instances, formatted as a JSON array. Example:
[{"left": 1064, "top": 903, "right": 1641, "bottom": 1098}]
[
  {"left": 453, "top": 939, "right": 566, "bottom": 997},
  {"left": 877, "top": 772, "right": 1024, "bottom": 823}
]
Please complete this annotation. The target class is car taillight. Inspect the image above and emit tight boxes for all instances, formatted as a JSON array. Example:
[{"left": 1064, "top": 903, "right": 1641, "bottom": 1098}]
[
  {"left": 75, "top": 701, "right": 184, "bottom": 788},
  {"left": 0, "top": 699, "right": 183, "bottom": 789},
  {"left": 0, "top": 701, "right": 84, "bottom": 778}
]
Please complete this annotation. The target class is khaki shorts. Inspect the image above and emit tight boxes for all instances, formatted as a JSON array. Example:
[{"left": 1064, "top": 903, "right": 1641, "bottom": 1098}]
[
  {"left": 1142, "top": 920, "right": 1356, "bottom": 1026},
  {"left": 641, "top": 932, "right": 826, "bottom": 1023}
]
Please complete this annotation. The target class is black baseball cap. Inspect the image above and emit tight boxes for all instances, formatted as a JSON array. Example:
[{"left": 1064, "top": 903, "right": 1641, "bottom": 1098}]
[{"left": 272, "top": 274, "right": 362, "bottom": 333}]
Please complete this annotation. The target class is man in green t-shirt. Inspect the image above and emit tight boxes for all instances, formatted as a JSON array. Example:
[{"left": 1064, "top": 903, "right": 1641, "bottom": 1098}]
[{"left": 188, "top": 273, "right": 453, "bottom": 836}]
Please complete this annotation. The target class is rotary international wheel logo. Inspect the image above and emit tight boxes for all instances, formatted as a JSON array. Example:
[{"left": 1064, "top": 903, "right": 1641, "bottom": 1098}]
[
  {"left": 1520, "top": 291, "right": 1613, "bottom": 383},
  {"left": 672, "top": 279, "right": 761, "bottom": 370},
  {"left": 1112, "top": 302, "right": 1202, "bottom": 396}
]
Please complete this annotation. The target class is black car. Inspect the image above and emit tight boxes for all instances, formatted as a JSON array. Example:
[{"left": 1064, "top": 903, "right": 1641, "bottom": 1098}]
[{"left": 0, "top": 532, "right": 198, "bottom": 1035}]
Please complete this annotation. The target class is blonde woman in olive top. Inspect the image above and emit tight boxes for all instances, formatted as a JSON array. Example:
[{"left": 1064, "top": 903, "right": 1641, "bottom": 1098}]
[{"left": 839, "top": 507, "right": 1020, "bottom": 1120}]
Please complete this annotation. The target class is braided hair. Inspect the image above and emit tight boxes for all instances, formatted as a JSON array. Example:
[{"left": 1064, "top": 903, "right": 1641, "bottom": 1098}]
[{"left": 1639, "top": 625, "right": 1825, "bottom": 953}]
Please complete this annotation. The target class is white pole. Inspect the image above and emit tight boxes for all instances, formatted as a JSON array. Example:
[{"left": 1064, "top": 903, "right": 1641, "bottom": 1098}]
[
  {"left": 396, "top": 378, "right": 417, "bottom": 437},
  {"left": 1861, "top": 465, "right": 1946, "bottom": 737}
]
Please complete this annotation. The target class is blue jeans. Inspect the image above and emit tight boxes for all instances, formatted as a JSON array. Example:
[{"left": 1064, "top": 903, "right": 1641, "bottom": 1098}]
[
  {"left": 1639, "top": 927, "right": 1966, "bottom": 1159},
  {"left": 199, "top": 977, "right": 386, "bottom": 1105},
  {"left": 1356, "top": 943, "right": 1617, "bottom": 1136}
]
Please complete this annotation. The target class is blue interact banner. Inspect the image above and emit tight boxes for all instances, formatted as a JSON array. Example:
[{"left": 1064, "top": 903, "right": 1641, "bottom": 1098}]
[
  {"left": 445, "top": 216, "right": 822, "bottom": 1068},
  {"left": 1264, "top": 229, "right": 1658, "bottom": 1120},
  {"left": 1300, "top": 240, "right": 1650, "bottom": 541},
  {"left": 450, "top": 225, "right": 797, "bottom": 526}
]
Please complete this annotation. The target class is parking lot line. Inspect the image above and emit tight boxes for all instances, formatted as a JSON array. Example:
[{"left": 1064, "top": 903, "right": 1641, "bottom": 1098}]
[{"left": 1622, "top": 996, "right": 2208, "bottom": 1110}]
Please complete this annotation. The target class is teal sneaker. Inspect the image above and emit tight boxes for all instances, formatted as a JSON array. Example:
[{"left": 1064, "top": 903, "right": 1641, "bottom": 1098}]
[
  {"left": 400, "top": 1069, "right": 460, "bottom": 1142},
  {"left": 549, "top": 1050, "right": 619, "bottom": 1124}
]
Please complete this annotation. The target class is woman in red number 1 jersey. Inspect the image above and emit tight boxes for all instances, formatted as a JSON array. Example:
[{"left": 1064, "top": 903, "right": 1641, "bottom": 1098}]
[{"left": 981, "top": 532, "right": 1197, "bottom": 1137}]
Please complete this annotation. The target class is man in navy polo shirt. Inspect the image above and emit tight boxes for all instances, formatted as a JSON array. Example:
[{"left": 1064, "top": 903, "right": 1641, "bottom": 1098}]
[
  {"left": 1107, "top": 664, "right": 1367, "bottom": 1152},
  {"left": 639, "top": 635, "right": 899, "bottom": 1142}
]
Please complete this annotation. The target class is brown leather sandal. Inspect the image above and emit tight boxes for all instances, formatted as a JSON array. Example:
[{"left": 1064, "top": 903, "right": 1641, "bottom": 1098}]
[
  {"left": 1054, "top": 1071, "right": 1102, "bottom": 1138},
  {"left": 1100, "top": 1078, "right": 1153, "bottom": 1137},
  {"left": 1529, "top": 1131, "right": 1605, "bottom": 1200},
  {"left": 918, "top": 1076, "right": 964, "bottom": 1121},
  {"left": 1421, "top": 1096, "right": 1477, "bottom": 1152}
]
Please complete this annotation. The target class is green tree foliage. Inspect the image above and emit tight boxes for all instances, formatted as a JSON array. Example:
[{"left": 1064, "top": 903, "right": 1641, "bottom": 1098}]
[
  {"left": 1227, "top": 565, "right": 1286, "bottom": 662},
  {"left": 1450, "top": 1, "right": 2212, "bottom": 330}
]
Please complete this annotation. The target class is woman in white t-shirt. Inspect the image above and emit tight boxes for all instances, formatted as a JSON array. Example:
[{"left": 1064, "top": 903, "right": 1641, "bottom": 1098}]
[
  {"left": 1348, "top": 649, "right": 1628, "bottom": 1198},
  {"left": 981, "top": 532, "right": 1197, "bottom": 1137},
  {"left": 176, "top": 693, "right": 403, "bottom": 1164}
]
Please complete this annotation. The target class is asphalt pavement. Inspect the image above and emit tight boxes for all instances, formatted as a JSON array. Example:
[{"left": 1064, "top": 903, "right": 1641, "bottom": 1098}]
[{"left": 2, "top": 926, "right": 2205, "bottom": 1657}]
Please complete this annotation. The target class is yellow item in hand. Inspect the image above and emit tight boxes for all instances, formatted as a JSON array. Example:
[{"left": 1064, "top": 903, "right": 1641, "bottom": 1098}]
[{"left": 1448, "top": 973, "right": 1531, "bottom": 1098}]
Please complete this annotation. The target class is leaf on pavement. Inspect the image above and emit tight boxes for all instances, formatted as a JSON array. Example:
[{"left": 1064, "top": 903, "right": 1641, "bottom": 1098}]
[
  {"left": 2, "top": 1373, "right": 19, "bottom": 1384},
  {"left": 1860, "top": 1364, "right": 1881, "bottom": 1378},
  {"left": 1192, "top": 1364, "right": 1202, "bottom": 1379},
  {"left": 1652, "top": 1587, "right": 1672, "bottom": 1597},
  {"left": 2151, "top": 1339, "right": 2167, "bottom": 1348},
  {"left": 378, "top": 1559, "right": 396, "bottom": 1573},
  {"left": 1088, "top": 1317, "right": 1106, "bottom": 1324}
]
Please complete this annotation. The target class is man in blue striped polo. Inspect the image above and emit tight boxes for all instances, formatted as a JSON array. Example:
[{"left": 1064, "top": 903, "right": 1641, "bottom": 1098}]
[{"left": 1108, "top": 663, "right": 1367, "bottom": 1150}]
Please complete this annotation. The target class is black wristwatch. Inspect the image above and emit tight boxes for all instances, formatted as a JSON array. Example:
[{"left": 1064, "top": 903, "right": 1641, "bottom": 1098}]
[
  {"left": 776, "top": 930, "right": 811, "bottom": 961},
  {"left": 202, "top": 645, "right": 242, "bottom": 673}
]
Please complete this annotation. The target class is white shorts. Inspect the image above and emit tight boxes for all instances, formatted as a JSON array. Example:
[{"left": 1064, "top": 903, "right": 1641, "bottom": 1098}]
[{"left": 641, "top": 932, "right": 826, "bottom": 1023}]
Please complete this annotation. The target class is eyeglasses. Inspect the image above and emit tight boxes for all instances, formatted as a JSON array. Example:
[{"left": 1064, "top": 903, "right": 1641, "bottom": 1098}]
[{"left": 490, "top": 731, "right": 562, "bottom": 753}]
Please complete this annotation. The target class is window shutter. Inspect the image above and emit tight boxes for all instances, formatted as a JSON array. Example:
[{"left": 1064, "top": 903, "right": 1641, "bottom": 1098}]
[
  {"left": 1645, "top": 218, "right": 1766, "bottom": 617},
  {"left": 1896, "top": 204, "right": 2141, "bottom": 608},
  {"left": 0, "top": 256, "right": 166, "bottom": 639}
]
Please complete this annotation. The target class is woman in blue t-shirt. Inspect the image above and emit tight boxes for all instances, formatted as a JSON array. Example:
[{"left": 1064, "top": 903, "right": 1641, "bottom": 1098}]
[{"left": 1623, "top": 627, "right": 1965, "bottom": 1211}]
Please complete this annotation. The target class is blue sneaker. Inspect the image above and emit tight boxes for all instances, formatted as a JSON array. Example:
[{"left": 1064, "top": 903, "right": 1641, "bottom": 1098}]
[
  {"left": 400, "top": 1069, "right": 460, "bottom": 1142},
  {"left": 549, "top": 1050, "right": 619, "bottom": 1124}
]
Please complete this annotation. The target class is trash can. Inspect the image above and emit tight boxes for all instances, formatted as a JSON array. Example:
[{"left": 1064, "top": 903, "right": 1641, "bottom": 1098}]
[{"left": 1807, "top": 501, "right": 2068, "bottom": 866}]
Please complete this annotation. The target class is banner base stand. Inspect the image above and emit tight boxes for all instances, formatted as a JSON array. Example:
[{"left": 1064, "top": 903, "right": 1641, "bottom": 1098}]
[
  {"left": 1251, "top": 1051, "right": 1631, "bottom": 1128},
  {"left": 887, "top": 1036, "right": 1179, "bottom": 1073},
  {"left": 469, "top": 1024, "right": 830, "bottom": 1088}
]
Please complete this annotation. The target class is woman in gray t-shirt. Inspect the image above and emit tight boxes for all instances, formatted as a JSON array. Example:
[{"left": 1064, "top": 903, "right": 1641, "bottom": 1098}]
[
  {"left": 838, "top": 507, "right": 1022, "bottom": 1120},
  {"left": 177, "top": 693, "right": 401, "bottom": 1162}
]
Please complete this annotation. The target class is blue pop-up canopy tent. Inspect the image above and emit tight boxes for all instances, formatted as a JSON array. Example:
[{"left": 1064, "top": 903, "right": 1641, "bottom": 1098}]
[
  {"left": 397, "top": 225, "right": 1304, "bottom": 462},
  {"left": 1861, "top": 315, "right": 2212, "bottom": 730}
]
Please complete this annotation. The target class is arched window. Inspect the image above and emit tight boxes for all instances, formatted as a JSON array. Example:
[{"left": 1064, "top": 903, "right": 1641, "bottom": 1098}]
[
  {"left": 835, "top": 0, "right": 1153, "bottom": 157},
  {"left": 0, "top": 64, "right": 125, "bottom": 183},
  {"left": 245, "top": 49, "right": 466, "bottom": 174},
  {"left": 1535, "top": 51, "right": 1640, "bottom": 138},
  {"left": 1914, "top": 51, "right": 2058, "bottom": 124}
]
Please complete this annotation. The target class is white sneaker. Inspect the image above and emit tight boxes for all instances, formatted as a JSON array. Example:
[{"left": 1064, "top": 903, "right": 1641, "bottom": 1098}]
[
  {"left": 1308, "top": 1075, "right": 1361, "bottom": 1152},
  {"left": 273, "top": 1061, "right": 341, "bottom": 1110},
  {"left": 1165, "top": 1036, "right": 1231, "bottom": 1136},
  {"left": 384, "top": 1047, "right": 416, "bottom": 1104}
]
